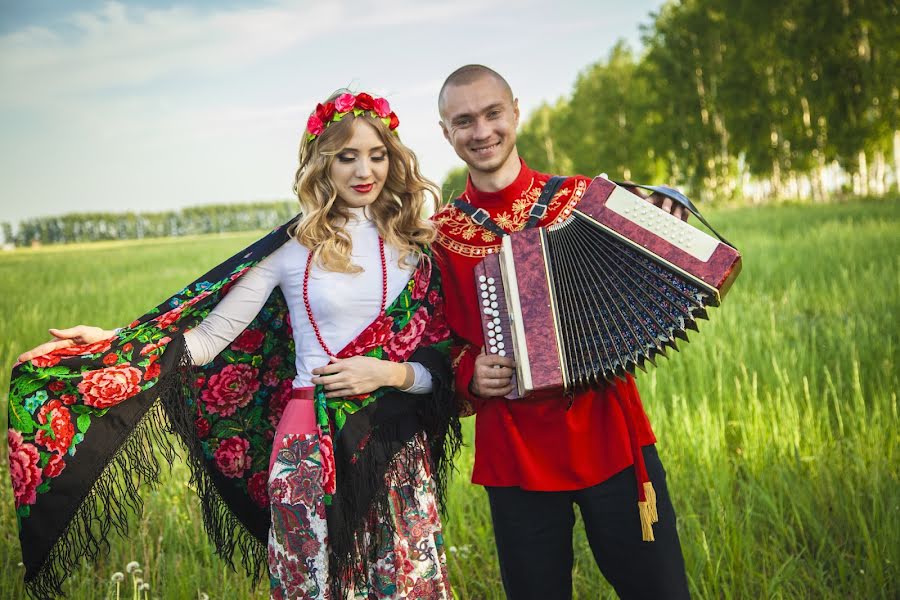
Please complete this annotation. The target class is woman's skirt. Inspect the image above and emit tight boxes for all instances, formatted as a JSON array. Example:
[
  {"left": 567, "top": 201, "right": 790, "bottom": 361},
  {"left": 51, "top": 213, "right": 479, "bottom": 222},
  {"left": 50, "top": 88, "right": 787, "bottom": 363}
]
[{"left": 266, "top": 392, "right": 452, "bottom": 600}]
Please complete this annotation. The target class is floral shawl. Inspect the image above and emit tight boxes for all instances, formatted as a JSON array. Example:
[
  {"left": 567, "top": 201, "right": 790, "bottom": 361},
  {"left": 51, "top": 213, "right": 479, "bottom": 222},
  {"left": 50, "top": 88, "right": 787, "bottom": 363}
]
[{"left": 6, "top": 219, "right": 460, "bottom": 599}]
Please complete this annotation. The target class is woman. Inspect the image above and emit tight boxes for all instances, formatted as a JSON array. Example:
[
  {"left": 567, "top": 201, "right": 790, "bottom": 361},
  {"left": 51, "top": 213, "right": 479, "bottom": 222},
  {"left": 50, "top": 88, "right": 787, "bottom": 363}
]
[{"left": 10, "top": 90, "right": 460, "bottom": 599}]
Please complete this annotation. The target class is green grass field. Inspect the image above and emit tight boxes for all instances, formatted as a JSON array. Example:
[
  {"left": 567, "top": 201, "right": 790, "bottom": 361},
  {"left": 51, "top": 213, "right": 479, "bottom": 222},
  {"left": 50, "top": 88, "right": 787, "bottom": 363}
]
[{"left": 1, "top": 198, "right": 898, "bottom": 599}]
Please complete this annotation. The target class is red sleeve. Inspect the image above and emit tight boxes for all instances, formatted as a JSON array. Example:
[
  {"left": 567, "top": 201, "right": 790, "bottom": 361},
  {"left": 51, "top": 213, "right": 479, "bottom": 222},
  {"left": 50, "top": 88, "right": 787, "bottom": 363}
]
[{"left": 450, "top": 337, "right": 486, "bottom": 417}]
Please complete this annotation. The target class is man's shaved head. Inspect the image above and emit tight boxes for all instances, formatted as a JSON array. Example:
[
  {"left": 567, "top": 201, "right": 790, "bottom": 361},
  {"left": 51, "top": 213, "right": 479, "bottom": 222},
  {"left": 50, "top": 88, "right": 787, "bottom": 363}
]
[{"left": 438, "top": 64, "right": 514, "bottom": 118}]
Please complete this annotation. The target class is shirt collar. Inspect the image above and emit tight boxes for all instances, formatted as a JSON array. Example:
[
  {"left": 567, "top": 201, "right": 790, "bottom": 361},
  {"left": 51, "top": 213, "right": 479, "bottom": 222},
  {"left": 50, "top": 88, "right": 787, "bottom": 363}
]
[{"left": 462, "top": 158, "right": 534, "bottom": 208}]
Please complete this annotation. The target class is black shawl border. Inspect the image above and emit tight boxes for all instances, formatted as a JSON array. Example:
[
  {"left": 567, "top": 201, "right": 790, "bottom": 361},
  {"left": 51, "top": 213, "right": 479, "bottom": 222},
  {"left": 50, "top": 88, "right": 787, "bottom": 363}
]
[{"left": 23, "top": 336, "right": 267, "bottom": 599}]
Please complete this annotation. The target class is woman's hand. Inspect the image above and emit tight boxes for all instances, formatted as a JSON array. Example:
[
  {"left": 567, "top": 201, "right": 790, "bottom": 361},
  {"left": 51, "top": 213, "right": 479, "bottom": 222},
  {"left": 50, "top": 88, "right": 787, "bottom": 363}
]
[
  {"left": 311, "top": 356, "right": 412, "bottom": 398},
  {"left": 17, "top": 325, "right": 117, "bottom": 363}
]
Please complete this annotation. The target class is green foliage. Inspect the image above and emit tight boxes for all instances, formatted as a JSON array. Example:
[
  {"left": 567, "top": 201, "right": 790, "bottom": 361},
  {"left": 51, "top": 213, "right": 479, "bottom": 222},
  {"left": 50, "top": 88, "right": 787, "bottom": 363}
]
[
  {"left": 8, "top": 200, "right": 297, "bottom": 248},
  {"left": 440, "top": 166, "right": 469, "bottom": 204}
]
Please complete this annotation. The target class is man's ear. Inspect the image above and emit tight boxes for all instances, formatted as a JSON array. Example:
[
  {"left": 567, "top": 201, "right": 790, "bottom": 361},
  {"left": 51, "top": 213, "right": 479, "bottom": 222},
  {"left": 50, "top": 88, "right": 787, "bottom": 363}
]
[
  {"left": 439, "top": 120, "right": 450, "bottom": 143},
  {"left": 513, "top": 98, "right": 520, "bottom": 126}
]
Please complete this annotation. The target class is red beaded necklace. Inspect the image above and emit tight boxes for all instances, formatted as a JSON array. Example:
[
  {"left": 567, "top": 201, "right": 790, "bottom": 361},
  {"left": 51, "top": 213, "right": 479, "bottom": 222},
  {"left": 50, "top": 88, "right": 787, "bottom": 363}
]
[{"left": 303, "top": 237, "right": 387, "bottom": 357}]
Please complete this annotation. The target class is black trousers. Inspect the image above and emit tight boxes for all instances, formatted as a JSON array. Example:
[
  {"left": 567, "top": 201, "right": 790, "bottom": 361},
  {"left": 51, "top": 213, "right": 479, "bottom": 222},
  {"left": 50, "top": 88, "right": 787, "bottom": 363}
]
[{"left": 485, "top": 445, "right": 690, "bottom": 600}]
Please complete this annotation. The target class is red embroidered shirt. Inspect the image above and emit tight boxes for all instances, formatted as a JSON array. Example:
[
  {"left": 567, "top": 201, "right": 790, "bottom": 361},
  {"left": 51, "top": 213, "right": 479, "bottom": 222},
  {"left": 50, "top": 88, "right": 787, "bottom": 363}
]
[{"left": 433, "top": 160, "right": 656, "bottom": 490}]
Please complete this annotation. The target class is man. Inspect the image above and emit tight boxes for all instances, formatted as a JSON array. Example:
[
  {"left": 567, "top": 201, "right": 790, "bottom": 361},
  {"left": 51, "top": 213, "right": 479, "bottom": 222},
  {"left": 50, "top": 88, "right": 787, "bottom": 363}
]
[{"left": 432, "top": 64, "right": 691, "bottom": 599}]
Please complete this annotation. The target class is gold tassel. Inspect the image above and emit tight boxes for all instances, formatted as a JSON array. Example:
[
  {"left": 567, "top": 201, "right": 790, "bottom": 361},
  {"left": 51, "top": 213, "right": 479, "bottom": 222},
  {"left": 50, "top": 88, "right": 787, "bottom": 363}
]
[
  {"left": 644, "top": 481, "right": 658, "bottom": 523},
  {"left": 638, "top": 481, "right": 659, "bottom": 542}
]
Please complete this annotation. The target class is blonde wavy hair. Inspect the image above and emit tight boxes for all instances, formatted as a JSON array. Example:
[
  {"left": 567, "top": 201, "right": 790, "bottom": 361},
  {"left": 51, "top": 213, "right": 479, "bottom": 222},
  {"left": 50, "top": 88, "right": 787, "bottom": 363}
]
[{"left": 290, "top": 94, "right": 439, "bottom": 273}]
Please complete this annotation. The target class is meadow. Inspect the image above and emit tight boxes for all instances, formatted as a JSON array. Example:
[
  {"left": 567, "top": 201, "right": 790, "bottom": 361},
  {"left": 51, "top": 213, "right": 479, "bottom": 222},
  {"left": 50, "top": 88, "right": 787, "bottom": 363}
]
[{"left": 1, "top": 197, "right": 897, "bottom": 599}]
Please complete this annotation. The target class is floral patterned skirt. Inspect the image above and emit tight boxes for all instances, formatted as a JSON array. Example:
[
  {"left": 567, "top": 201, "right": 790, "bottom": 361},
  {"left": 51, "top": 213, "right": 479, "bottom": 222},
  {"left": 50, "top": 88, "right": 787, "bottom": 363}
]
[{"left": 267, "top": 403, "right": 452, "bottom": 600}]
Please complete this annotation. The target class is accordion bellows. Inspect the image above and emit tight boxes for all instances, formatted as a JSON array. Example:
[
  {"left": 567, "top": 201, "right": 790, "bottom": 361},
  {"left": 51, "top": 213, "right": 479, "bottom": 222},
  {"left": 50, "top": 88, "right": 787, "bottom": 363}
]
[{"left": 474, "top": 176, "right": 742, "bottom": 398}]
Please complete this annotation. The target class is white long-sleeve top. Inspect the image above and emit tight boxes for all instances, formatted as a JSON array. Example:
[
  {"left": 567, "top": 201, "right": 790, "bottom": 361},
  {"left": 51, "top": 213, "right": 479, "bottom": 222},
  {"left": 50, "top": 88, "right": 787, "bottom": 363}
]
[{"left": 185, "top": 209, "right": 432, "bottom": 393}]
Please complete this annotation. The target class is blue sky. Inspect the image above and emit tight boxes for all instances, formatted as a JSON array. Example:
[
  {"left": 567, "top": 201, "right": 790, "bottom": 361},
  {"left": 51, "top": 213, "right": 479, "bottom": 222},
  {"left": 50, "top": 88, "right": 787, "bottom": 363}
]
[{"left": 0, "top": 0, "right": 666, "bottom": 225}]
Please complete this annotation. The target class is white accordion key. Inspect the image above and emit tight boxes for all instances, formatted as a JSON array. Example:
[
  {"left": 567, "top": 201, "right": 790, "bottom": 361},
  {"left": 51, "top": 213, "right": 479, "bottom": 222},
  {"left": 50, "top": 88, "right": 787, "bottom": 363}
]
[{"left": 479, "top": 275, "right": 487, "bottom": 283}]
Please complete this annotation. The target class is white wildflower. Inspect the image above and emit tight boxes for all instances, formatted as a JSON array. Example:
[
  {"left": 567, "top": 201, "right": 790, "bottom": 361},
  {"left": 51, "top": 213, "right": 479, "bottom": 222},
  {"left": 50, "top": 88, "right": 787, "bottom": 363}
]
[
  {"left": 111, "top": 572, "right": 125, "bottom": 583},
  {"left": 126, "top": 561, "right": 141, "bottom": 573}
]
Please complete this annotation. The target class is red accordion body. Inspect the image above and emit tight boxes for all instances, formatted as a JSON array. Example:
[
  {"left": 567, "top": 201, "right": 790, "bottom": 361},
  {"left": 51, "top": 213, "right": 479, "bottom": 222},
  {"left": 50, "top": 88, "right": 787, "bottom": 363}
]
[{"left": 474, "top": 176, "right": 742, "bottom": 398}]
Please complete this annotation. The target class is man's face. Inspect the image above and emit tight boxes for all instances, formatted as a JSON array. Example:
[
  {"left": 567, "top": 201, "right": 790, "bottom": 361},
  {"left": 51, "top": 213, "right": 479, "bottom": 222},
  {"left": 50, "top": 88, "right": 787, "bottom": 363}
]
[{"left": 440, "top": 76, "right": 520, "bottom": 176}]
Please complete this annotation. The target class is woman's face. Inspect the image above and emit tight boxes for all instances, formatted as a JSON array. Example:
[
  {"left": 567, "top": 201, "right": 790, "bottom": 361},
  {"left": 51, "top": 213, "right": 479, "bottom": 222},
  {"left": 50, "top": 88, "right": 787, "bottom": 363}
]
[{"left": 328, "top": 119, "right": 390, "bottom": 208}]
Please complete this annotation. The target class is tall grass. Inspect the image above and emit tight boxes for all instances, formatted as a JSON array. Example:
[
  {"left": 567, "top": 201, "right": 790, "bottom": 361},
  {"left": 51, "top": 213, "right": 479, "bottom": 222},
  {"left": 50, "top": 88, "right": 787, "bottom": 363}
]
[{"left": 1, "top": 199, "right": 897, "bottom": 598}]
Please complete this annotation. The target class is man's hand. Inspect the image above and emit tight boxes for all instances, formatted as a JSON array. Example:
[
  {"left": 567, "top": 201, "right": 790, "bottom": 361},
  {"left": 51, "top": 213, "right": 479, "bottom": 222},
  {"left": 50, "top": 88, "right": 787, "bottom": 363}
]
[
  {"left": 645, "top": 189, "right": 689, "bottom": 221},
  {"left": 18, "top": 325, "right": 116, "bottom": 363},
  {"left": 469, "top": 349, "right": 516, "bottom": 397},
  {"left": 621, "top": 181, "right": 690, "bottom": 222}
]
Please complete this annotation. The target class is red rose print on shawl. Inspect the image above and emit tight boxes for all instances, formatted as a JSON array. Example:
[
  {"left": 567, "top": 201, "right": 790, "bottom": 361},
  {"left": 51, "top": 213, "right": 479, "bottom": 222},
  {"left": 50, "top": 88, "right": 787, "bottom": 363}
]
[
  {"left": 268, "top": 379, "right": 293, "bottom": 427},
  {"left": 411, "top": 258, "right": 432, "bottom": 300},
  {"left": 31, "top": 354, "right": 60, "bottom": 368},
  {"left": 143, "top": 361, "right": 161, "bottom": 381},
  {"left": 194, "top": 416, "right": 210, "bottom": 438},
  {"left": 140, "top": 336, "right": 172, "bottom": 356},
  {"left": 421, "top": 305, "right": 450, "bottom": 346},
  {"left": 8, "top": 430, "right": 42, "bottom": 508},
  {"left": 201, "top": 363, "right": 260, "bottom": 417},
  {"left": 43, "top": 453, "right": 66, "bottom": 478},
  {"left": 248, "top": 471, "right": 268, "bottom": 508},
  {"left": 385, "top": 307, "right": 428, "bottom": 361},
  {"left": 231, "top": 328, "right": 265, "bottom": 353},
  {"left": 34, "top": 400, "right": 75, "bottom": 455},
  {"left": 214, "top": 436, "right": 251, "bottom": 478},
  {"left": 78, "top": 365, "right": 143, "bottom": 409},
  {"left": 154, "top": 307, "right": 184, "bottom": 330},
  {"left": 340, "top": 317, "right": 394, "bottom": 358},
  {"left": 318, "top": 430, "right": 336, "bottom": 495}
]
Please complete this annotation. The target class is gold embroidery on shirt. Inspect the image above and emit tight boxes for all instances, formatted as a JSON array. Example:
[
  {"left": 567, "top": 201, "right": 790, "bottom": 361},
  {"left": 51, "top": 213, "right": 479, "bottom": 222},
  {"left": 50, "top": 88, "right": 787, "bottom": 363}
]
[{"left": 435, "top": 178, "right": 587, "bottom": 257}]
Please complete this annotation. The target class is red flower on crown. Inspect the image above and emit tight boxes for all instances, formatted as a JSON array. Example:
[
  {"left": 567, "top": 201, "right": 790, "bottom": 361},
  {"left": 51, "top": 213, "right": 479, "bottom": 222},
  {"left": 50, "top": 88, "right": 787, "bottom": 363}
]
[
  {"left": 306, "top": 92, "right": 399, "bottom": 140},
  {"left": 355, "top": 93, "right": 374, "bottom": 111}
]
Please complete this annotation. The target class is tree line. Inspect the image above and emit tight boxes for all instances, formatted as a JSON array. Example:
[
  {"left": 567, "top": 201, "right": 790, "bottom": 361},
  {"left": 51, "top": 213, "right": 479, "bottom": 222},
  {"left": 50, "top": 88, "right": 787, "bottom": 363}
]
[
  {"left": 3, "top": 202, "right": 297, "bottom": 247},
  {"left": 443, "top": 0, "right": 898, "bottom": 204}
]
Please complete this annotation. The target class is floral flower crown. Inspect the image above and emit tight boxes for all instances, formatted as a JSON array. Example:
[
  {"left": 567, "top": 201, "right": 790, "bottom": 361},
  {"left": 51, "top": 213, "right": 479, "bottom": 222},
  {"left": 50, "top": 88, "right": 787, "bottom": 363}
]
[{"left": 306, "top": 92, "right": 399, "bottom": 141}]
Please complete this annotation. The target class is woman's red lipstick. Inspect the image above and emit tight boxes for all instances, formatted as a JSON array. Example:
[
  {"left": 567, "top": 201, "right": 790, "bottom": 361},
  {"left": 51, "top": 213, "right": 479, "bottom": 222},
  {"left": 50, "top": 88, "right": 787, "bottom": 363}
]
[{"left": 352, "top": 183, "right": 374, "bottom": 193}]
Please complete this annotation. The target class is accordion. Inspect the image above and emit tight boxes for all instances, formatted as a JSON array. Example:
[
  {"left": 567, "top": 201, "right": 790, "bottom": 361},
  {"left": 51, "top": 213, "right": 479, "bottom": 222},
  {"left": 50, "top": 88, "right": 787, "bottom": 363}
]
[{"left": 474, "top": 176, "right": 741, "bottom": 398}]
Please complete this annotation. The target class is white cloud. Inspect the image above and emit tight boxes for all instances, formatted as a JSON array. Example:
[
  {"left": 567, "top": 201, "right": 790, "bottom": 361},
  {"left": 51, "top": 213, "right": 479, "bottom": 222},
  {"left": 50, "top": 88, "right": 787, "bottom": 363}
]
[{"left": 0, "top": 0, "right": 498, "bottom": 109}]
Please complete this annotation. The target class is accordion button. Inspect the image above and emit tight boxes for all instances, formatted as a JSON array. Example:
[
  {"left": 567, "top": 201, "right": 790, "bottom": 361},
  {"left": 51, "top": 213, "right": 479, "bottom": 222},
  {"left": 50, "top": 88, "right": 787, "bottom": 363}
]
[
  {"left": 487, "top": 277, "right": 495, "bottom": 284},
  {"left": 490, "top": 293, "right": 497, "bottom": 300},
  {"left": 482, "top": 292, "right": 489, "bottom": 298},
  {"left": 490, "top": 347, "right": 498, "bottom": 354},
  {"left": 498, "top": 342, "right": 505, "bottom": 349},
  {"left": 479, "top": 275, "right": 487, "bottom": 283},
  {"left": 483, "top": 299, "right": 490, "bottom": 307},
  {"left": 496, "top": 334, "right": 503, "bottom": 341},
  {"left": 489, "top": 338, "right": 497, "bottom": 347},
  {"left": 490, "top": 302, "right": 498, "bottom": 309},
  {"left": 489, "top": 285, "right": 496, "bottom": 293},
  {"left": 488, "top": 329, "right": 495, "bottom": 337},
  {"left": 493, "top": 317, "right": 501, "bottom": 325},
  {"left": 484, "top": 308, "right": 493, "bottom": 315},
  {"left": 480, "top": 283, "right": 488, "bottom": 291},
  {"left": 498, "top": 350, "right": 507, "bottom": 357},
  {"left": 492, "top": 310, "right": 500, "bottom": 317}
]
